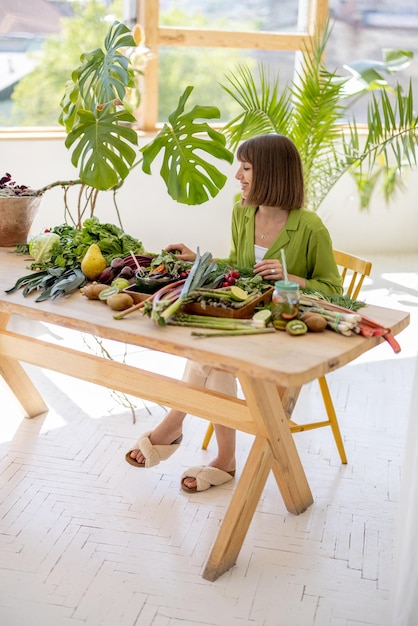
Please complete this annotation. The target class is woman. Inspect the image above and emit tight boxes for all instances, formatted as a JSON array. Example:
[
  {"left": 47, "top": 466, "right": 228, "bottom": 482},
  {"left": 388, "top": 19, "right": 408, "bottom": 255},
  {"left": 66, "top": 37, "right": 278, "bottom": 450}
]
[{"left": 125, "top": 134, "right": 342, "bottom": 492}]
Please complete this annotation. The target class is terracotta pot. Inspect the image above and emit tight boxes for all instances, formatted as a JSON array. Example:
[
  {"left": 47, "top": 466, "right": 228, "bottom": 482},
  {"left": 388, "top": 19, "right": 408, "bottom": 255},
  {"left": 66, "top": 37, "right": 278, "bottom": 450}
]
[{"left": 0, "top": 195, "right": 42, "bottom": 247}]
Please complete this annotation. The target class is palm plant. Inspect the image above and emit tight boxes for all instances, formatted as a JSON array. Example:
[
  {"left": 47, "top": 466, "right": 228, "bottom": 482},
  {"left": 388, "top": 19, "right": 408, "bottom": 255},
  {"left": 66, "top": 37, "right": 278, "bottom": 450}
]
[{"left": 219, "top": 21, "right": 418, "bottom": 212}]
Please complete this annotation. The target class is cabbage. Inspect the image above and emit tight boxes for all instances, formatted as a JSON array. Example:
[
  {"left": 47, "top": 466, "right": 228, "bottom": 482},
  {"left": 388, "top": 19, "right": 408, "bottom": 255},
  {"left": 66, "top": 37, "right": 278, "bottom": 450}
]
[{"left": 29, "top": 232, "right": 60, "bottom": 263}]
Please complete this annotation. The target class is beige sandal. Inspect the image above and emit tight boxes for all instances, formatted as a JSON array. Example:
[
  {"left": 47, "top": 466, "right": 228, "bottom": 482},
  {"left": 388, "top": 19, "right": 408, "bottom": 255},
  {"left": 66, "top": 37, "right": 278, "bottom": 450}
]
[
  {"left": 180, "top": 465, "right": 235, "bottom": 493},
  {"left": 125, "top": 431, "right": 183, "bottom": 468}
]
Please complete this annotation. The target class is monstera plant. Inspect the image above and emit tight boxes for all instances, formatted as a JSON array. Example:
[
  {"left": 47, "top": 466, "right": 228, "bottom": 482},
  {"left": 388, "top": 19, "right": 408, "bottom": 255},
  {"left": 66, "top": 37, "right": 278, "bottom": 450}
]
[
  {"left": 39, "top": 20, "right": 233, "bottom": 227},
  {"left": 38, "top": 18, "right": 418, "bottom": 227}
]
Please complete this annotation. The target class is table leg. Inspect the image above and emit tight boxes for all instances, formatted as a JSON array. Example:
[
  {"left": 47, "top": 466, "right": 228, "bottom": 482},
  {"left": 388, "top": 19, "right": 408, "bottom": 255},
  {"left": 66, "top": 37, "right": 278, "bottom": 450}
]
[
  {"left": 202, "top": 434, "right": 272, "bottom": 581},
  {"left": 203, "top": 375, "right": 313, "bottom": 581},
  {"left": 240, "top": 374, "right": 313, "bottom": 514},
  {"left": 278, "top": 385, "right": 302, "bottom": 419},
  {"left": 0, "top": 312, "right": 48, "bottom": 418}
]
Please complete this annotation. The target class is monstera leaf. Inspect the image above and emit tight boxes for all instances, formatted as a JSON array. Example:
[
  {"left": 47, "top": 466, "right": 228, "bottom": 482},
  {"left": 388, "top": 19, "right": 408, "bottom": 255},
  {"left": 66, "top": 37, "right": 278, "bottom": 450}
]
[
  {"left": 59, "top": 21, "right": 138, "bottom": 191},
  {"left": 141, "top": 87, "right": 234, "bottom": 205},
  {"left": 76, "top": 21, "right": 136, "bottom": 107},
  {"left": 65, "top": 106, "right": 137, "bottom": 190}
]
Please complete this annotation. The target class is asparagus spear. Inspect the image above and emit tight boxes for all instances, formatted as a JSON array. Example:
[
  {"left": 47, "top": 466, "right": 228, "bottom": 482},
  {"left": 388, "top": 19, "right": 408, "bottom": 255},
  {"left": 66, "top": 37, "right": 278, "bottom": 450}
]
[{"left": 191, "top": 328, "right": 275, "bottom": 338}]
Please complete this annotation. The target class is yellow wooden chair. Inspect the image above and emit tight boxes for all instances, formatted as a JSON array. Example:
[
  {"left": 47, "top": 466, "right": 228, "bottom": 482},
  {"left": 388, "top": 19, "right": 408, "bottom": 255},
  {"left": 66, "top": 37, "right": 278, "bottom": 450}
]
[{"left": 201, "top": 249, "right": 373, "bottom": 464}]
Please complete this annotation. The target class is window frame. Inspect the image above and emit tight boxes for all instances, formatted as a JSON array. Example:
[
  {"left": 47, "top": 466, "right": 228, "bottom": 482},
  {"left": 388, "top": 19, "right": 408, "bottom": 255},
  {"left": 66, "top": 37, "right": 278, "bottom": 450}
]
[{"left": 137, "top": 0, "right": 329, "bottom": 130}]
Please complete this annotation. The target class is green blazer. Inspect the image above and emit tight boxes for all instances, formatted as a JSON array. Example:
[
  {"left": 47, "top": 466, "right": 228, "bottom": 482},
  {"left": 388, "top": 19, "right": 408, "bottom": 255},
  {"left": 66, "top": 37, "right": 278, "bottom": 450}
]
[{"left": 226, "top": 204, "right": 343, "bottom": 295}]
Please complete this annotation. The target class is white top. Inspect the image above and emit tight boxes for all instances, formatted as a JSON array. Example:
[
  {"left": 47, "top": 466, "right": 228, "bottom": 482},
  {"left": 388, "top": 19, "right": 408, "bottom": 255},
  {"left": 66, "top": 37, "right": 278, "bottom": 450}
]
[{"left": 254, "top": 244, "right": 268, "bottom": 263}]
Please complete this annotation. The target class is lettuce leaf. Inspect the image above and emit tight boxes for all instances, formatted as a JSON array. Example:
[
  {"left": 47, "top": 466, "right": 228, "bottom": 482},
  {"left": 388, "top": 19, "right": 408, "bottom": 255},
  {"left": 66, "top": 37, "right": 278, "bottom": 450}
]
[{"left": 28, "top": 232, "right": 61, "bottom": 263}]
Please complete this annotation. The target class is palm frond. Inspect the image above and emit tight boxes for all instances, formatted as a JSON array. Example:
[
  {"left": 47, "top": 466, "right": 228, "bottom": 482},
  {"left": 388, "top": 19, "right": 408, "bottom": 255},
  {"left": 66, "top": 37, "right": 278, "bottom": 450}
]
[
  {"left": 220, "top": 63, "right": 292, "bottom": 150},
  {"left": 344, "top": 82, "right": 418, "bottom": 204},
  {"left": 289, "top": 25, "right": 348, "bottom": 209},
  {"left": 218, "top": 17, "right": 417, "bottom": 211}
]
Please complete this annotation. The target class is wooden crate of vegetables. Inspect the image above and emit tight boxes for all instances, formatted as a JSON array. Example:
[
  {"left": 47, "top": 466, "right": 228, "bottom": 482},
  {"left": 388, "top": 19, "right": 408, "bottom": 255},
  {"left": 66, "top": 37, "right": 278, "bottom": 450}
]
[{"left": 182, "top": 286, "right": 273, "bottom": 319}]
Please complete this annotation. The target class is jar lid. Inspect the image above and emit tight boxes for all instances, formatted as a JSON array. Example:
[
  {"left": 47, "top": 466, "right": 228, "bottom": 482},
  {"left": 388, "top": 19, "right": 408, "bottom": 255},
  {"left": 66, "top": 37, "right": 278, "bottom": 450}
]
[{"left": 274, "top": 280, "right": 299, "bottom": 290}]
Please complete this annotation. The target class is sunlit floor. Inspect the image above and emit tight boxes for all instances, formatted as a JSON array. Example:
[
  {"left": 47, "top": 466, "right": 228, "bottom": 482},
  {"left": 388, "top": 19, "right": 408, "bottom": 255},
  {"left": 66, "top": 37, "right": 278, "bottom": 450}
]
[{"left": 0, "top": 254, "right": 417, "bottom": 626}]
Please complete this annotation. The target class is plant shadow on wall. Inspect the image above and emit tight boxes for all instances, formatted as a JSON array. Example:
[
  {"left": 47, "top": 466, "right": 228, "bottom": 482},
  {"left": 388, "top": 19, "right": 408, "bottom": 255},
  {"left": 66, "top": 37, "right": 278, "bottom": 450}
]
[{"left": 28, "top": 18, "right": 417, "bottom": 230}]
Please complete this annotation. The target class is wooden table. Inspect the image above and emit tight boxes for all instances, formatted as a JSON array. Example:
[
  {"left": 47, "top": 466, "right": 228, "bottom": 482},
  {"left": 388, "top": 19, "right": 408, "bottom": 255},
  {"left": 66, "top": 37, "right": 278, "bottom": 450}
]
[{"left": 0, "top": 248, "right": 410, "bottom": 581}]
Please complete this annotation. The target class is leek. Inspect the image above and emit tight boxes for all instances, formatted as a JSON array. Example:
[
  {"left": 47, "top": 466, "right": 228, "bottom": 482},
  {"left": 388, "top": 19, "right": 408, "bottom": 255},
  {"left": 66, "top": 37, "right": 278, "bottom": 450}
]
[{"left": 151, "top": 248, "right": 215, "bottom": 326}]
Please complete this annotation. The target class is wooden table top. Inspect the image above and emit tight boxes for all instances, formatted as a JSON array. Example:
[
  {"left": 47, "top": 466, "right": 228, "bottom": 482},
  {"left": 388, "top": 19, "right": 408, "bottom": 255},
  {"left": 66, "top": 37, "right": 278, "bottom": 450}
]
[{"left": 0, "top": 248, "right": 410, "bottom": 388}]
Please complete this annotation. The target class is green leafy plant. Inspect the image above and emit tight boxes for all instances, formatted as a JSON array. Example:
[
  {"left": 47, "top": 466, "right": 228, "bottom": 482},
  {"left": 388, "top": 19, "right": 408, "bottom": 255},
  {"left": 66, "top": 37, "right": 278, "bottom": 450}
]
[
  {"left": 219, "top": 21, "right": 418, "bottom": 211},
  {"left": 58, "top": 21, "right": 139, "bottom": 191},
  {"left": 37, "top": 20, "right": 233, "bottom": 229},
  {"left": 141, "top": 86, "right": 233, "bottom": 204}
]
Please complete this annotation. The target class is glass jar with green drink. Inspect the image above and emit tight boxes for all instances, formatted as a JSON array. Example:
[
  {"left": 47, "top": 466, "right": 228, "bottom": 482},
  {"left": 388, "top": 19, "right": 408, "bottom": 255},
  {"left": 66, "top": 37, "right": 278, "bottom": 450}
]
[{"left": 272, "top": 280, "right": 300, "bottom": 320}]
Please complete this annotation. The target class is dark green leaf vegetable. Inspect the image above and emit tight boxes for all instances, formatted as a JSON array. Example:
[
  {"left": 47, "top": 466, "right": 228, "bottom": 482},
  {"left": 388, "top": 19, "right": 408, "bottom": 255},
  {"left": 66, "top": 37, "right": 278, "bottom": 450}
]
[
  {"left": 5, "top": 268, "right": 87, "bottom": 302},
  {"left": 7, "top": 217, "right": 144, "bottom": 303},
  {"left": 5, "top": 270, "right": 50, "bottom": 295}
]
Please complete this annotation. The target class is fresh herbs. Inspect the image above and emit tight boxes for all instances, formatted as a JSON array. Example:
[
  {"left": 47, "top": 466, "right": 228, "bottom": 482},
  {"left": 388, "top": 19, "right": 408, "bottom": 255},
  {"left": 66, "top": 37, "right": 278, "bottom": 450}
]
[{"left": 301, "top": 289, "right": 366, "bottom": 312}]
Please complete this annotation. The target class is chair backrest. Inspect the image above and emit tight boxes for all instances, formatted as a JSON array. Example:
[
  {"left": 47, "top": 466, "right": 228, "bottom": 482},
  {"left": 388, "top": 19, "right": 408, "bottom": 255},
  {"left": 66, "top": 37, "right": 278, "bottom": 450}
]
[{"left": 333, "top": 249, "right": 372, "bottom": 299}]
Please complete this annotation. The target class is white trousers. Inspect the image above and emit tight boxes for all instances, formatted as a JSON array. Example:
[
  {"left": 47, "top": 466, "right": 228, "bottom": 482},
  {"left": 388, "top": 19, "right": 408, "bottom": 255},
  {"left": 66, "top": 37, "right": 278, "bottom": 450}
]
[{"left": 182, "top": 360, "right": 237, "bottom": 398}]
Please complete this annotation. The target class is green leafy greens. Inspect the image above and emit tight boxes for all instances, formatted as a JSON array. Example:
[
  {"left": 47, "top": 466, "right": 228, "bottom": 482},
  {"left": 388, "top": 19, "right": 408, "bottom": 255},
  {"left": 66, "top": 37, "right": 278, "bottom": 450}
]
[{"left": 20, "top": 217, "right": 144, "bottom": 271}]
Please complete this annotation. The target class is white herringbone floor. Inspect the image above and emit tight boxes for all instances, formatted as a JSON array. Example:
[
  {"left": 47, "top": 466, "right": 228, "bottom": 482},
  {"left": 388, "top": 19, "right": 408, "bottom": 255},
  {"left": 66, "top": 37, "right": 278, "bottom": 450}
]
[{"left": 0, "top": 255, "right": 417, "bottom": 626}]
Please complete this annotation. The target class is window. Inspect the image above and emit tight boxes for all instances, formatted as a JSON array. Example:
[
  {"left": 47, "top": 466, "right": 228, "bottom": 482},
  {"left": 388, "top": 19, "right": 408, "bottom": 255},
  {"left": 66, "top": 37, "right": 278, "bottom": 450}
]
[
  {"left": 138, "top": 0, "right": 328, "bottom": 129},
  {"left": 0, "top": 0, "right": 124, "bottom": 128},
  {"left": 0, "top": 0, "right": 417, "bottom": 130}
]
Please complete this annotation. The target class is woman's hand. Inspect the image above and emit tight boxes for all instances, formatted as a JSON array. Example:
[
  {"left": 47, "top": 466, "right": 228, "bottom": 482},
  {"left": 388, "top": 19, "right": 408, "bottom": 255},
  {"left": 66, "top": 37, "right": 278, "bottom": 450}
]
[
  {"left": 254, "top": 260, "right": 283, "bottom": 281},
  {"left": 165, "top": 243, "right": 197, "bottom": 262}
]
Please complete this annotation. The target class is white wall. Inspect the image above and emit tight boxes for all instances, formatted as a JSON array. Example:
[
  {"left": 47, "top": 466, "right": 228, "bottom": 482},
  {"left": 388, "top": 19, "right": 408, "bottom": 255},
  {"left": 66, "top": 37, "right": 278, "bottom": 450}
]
[
  {"left": 1, "top": 135, "right": 418, "bottom": 256},
  {"left": 390, "top": 357, "right": 418, "bottom": 626}
]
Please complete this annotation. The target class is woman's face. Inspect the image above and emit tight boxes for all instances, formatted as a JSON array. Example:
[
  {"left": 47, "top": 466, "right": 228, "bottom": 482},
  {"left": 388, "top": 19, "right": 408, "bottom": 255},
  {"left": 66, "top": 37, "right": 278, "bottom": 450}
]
[{"left": 235, "top": 160, "right": 253, "bottom": 199}]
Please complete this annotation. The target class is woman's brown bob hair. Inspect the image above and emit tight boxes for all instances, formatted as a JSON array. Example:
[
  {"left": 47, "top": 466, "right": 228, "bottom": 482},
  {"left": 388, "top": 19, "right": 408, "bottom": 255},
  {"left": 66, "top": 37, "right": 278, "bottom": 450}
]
[{"left": 237, "top": 134, "right": 305, "bottom": 210}]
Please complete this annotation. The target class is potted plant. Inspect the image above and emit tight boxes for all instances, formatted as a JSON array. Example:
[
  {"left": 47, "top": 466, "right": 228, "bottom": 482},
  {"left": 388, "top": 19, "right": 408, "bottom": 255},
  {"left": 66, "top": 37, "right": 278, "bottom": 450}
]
[
  {"left": 36, "top": 21, "right": 233, "bottom": 230},
  {"left": 0, "top": 173, "right": 44, "bottom": 246}
]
